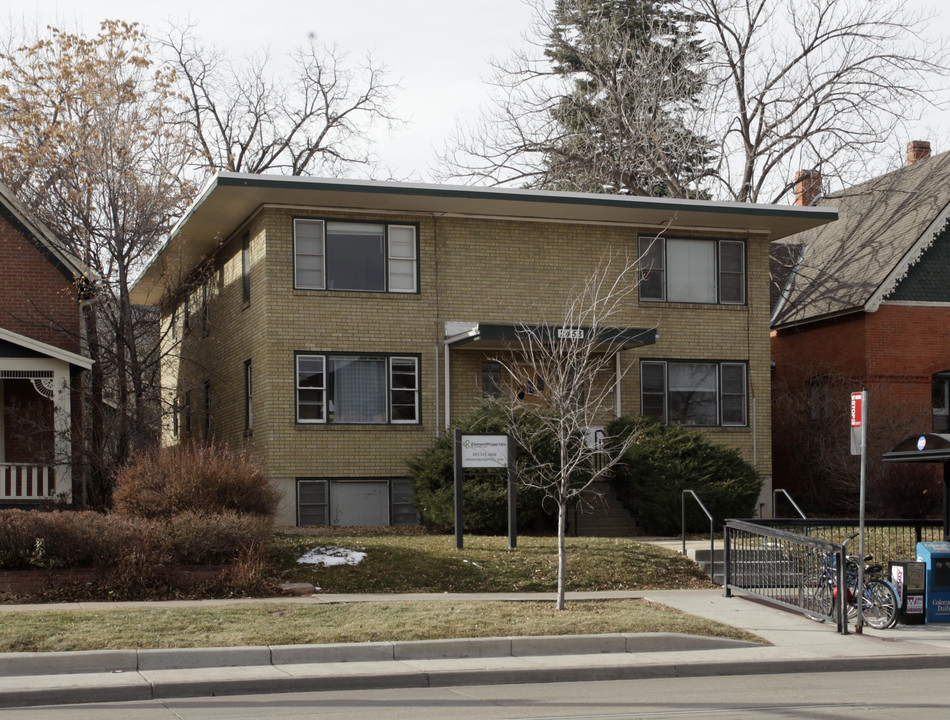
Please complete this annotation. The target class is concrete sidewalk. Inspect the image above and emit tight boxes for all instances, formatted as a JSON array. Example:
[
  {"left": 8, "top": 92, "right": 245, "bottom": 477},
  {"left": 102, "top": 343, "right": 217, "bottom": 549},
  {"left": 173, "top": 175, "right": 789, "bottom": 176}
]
[{"left": 4, "top": 589, "right": 950, "bottom": 709}]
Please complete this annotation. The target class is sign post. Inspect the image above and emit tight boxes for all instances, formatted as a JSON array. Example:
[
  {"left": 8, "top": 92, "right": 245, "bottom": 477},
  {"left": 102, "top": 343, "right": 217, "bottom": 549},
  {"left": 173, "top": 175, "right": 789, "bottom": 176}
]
[
  {"left": 851, "top": 390, "right": 868, "bottom": 631},
  {"left": 454, "top": 432, "right": 517, "bottom": 550}
]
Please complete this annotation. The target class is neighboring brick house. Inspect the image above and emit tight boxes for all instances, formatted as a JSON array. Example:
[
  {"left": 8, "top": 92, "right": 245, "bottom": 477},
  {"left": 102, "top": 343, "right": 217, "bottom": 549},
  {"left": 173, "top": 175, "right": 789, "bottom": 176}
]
[
  {"left": 130, "top": 173, "right": 834, "bottom": 527},
  {"left": 0, "top": 181, "right": 91, "bottom": 506},
  {"left": 771, "top": 142, "right": 950, "bottom": 515}
]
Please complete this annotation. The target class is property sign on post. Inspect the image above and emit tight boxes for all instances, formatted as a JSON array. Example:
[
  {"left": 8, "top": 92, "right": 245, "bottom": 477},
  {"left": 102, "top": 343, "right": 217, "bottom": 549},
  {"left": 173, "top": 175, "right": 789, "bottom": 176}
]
[
  {"left": 460, "top": 435, "right": 509, "bottom": 468},
  {"left": 454, "top": 432, "right": 518, "bottom": 550}
]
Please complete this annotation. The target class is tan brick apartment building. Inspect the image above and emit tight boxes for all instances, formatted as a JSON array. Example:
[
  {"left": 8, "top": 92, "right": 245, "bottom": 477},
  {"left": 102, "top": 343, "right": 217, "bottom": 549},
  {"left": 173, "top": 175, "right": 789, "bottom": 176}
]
[{"left": 131, "top": 173, "right": 834, "bottom": 527}]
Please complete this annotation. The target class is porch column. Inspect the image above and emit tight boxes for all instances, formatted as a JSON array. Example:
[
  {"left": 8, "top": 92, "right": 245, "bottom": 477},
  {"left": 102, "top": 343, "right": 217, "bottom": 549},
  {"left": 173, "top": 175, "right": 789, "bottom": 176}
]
[{"left": 51, "top": 366, "right": 73, "bottom": 499}]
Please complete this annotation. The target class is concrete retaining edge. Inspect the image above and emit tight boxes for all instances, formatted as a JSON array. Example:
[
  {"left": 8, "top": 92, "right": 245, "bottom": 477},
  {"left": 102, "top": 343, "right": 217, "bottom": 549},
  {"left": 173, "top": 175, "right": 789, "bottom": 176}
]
[{"left": 0, "top": 633, "right": 761, "bottom": 676}]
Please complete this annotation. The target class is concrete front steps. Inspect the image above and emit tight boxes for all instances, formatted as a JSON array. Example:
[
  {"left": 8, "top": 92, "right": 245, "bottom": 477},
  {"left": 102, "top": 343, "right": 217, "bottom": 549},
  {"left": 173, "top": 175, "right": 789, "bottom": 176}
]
[
  {"left": 688, "top": 545, "right": 794, "bottom": 587},
  {"left": 572, "top": 480, "right": 638, "bottom": 537}
]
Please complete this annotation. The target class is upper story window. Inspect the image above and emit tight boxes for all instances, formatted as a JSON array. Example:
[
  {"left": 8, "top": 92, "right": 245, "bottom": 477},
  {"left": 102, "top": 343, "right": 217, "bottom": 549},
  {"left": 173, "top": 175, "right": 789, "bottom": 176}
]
[
  {"left": 638, "top": 236, "right": 745, "bottom": 305},
  {"left": 296, "top": 353, "right": 420, "bottom": 425},
  {"left": 294, "top": 219, "right": 417, "bottom": 293},
  {"left": 641, "top": 360, "right": 747, "bottom": 427}
]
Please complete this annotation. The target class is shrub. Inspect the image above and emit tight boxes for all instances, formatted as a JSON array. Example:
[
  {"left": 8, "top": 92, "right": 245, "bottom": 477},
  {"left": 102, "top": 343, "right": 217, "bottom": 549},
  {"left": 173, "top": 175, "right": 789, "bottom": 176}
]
[
  {"left": 113, "top": 442, "right": 281, "bottom": 519},
  {"left": 606, "top": 416, "right": 762, "bottom": 535},
  {"left": 407, "top": 403, "right": 554, "bottom": 533},
  {"left": 0, "top": 509, "right": 272, "bottom": 571}
]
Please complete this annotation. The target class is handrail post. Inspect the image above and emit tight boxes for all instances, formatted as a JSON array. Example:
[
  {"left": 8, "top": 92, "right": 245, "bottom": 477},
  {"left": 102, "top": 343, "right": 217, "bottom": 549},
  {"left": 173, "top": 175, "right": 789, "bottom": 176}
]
[
  {"left": 723, "top": 523, "right": 732, "bottom": 597},
  {"left": 682, "top": 489, "right": 716, "bottom": 570},
  {"left": 772, "top": 489, "right": 807, "bottom": 520}
]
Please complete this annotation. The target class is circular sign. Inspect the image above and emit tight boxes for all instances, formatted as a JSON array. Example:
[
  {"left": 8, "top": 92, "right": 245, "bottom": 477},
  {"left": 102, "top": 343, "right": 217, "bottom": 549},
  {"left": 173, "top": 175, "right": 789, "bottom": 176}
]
[{"left": 918, "top": 435, "right": 927, "bottom": 451}]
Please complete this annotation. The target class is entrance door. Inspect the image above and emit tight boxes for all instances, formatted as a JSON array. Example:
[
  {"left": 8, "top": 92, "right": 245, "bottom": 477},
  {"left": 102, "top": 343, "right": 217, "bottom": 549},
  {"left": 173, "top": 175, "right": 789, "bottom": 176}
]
[{"left": 330, "top": 480, "right": 389, "bottom": 526}]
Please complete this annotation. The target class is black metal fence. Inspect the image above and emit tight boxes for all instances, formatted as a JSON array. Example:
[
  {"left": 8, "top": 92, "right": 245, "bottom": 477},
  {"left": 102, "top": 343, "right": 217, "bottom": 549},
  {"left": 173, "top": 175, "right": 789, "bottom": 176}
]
[{"left": 723, "top": 518, "right": 942, "bottom": 634}]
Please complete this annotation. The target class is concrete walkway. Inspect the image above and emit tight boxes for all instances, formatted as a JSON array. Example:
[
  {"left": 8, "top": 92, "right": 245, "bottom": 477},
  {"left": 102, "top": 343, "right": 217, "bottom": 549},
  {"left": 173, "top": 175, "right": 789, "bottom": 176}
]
[{"left": 3, "top": 588, "right": 950, "bottom": 709}]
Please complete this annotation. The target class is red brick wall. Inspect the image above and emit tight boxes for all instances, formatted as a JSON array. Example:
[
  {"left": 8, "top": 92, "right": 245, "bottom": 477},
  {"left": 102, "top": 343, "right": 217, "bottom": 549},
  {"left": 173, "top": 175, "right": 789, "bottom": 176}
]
[
  {"left": 0, "top": 214, "right": 80, "bottom": 353},
  {"left": 771, "top": 305, "right": 949, "bottom": 513}
]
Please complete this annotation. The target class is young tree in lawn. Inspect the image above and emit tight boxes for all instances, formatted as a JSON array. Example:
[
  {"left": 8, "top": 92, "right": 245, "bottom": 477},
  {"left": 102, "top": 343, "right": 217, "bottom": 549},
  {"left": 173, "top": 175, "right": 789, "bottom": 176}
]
[{"left": 496, "top": 253, "right": 650, "bottom": 610}]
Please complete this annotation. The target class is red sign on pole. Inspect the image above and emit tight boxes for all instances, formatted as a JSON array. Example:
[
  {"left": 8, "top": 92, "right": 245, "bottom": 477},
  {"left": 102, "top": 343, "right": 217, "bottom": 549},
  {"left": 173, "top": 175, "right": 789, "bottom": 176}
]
[{"left": 851, "top": 392, "right": 863, "bottom": 428}]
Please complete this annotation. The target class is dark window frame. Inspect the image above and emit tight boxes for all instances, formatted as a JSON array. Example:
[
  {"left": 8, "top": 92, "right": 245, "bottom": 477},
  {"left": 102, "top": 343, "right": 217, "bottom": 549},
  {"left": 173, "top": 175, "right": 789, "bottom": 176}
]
[
  {"left": 295, "top": 351, "right": 421, "bottom": 425},
  {"left": 638, "top": 236, "right": 747, "bottom": 305},
  {"left": 640, "top": 359, "right": 749, "bottom": 427},
  {"left": 292, "top": 218, "right": 419, "bottom": 294}
]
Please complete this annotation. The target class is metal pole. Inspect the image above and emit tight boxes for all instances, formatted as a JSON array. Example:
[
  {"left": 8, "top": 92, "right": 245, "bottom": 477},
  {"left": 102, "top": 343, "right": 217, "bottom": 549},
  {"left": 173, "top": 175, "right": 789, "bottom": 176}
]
[
  {"left": 508, "top": 432, "right": 517, "bottom": 550},
  {"left": 454, "top": 429, "right": 463, "bottom": 550},
  {"left": 857, "top": 389, "right": 868, "bottom": 632}
]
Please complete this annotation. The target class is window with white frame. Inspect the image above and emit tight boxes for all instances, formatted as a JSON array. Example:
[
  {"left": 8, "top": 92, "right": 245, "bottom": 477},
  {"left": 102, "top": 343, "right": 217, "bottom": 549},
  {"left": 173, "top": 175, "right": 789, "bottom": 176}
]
[
  {"left": 641, "top": 360, "right": 747, "bottom": 426},
  {"left": 638, "top": 236, "right": 745, "bottom": 304},
  {"left": 294, "top": 219, "right": 417, "bottom": 293},
  {"left": 296, "top": 353, "right": 420, "bottom": 424}
]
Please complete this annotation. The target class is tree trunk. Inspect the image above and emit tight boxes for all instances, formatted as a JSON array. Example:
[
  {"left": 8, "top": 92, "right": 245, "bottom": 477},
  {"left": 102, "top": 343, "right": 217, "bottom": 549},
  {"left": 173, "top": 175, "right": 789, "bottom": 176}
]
[{"left": 557, "top": 498, "right": 567, "bottom": 611}]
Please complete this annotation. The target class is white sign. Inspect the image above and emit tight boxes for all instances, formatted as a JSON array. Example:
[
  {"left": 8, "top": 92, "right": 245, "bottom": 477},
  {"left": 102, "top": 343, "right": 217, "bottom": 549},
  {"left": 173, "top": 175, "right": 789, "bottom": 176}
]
[{"left": 461, "top": 434, "right": 509, "bottom": 468}]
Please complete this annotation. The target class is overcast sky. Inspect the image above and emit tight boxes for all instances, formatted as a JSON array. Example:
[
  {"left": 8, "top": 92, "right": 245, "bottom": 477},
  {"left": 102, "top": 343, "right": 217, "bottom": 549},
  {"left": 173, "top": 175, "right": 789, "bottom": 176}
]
[{"left": 5, "top": 0, "right": 950, "bottom": 184}]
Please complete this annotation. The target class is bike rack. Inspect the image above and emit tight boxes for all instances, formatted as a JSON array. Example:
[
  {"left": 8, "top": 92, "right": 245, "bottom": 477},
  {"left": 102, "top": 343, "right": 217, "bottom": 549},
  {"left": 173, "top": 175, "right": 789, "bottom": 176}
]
[
  {"left": 772, "top": 489, "right": 807, "bottom": 519},
  {"left": 682, "top": 490, "right": 715, "bottom": 573}
]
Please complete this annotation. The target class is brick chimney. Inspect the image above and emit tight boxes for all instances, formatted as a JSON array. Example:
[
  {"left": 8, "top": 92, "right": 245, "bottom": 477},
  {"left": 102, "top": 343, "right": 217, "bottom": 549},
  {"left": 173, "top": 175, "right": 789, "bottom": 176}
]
[
  {"left": 907, "top": 140, "right": 931, "bottom": 165},
  {"left": 794, "top": 169, "right": 821, "bottom": 206}
]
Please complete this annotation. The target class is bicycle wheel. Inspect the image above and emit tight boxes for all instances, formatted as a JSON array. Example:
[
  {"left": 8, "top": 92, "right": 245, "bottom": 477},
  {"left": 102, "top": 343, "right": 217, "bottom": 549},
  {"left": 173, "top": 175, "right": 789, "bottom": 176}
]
[
  {"left": 802, "top": 577, "right": 834, "bottom": 622},
  {"left": 861, "top": 579, "right": 899, "bottom": 629}
]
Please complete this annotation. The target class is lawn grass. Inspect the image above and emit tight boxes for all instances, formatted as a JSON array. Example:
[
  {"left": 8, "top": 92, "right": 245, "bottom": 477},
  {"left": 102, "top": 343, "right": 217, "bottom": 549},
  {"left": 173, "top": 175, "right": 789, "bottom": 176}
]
[
  {"left": 269, "top": 529, "right": 714, "bottom": 593},
  {"left": 0, "top": 599, "right": 761, "bottom": 653}
]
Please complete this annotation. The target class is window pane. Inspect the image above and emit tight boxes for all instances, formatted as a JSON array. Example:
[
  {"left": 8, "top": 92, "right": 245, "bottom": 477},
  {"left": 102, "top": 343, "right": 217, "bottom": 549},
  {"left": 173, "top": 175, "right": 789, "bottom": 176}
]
[
  {"left": 297, "top": 356, "right": 324, "bottom": 388},
  {"left": 719, "top": 241, "right": 745, "bottom": 303},
  {"left": 667, "top": 239, "right": 715, "bottom": 303},
  {"left": 721, "top": 363, "right": 746, "bottom": 425},
  {"left": 389, "top": 258, "right": 415, "bottom": 291},
  {"left": 330, "top": 355, "right": 387, "bottom": 423},
  {"left": 326, "top": 222, "right": 385, "bottom": 291},
  {"left": 390, "top": 358, "right": 418, "bottom": 423},
  {"left": 294, "top": 220, "right": 325, "bottom": 289},
  {"left": 641, "top": 362, "right": 666, "bottom": 419},
  {"left": 389, "top": 226, "right": 415, "bottom": 258},
  {"left": 669, "top": 363, "right": 717, "bottom": 425},
  {"left": 482, "top": 361, "right": 501, "bottom": 399},
  {"left": 638, "top": 237, "right": 665, "bottom": 301}
]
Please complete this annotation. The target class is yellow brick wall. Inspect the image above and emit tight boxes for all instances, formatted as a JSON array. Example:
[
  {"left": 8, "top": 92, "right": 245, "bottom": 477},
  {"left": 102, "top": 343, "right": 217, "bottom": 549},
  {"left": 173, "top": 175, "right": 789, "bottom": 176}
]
[{"left": 161, "top": 206, "right": 773, "bottom": 525}]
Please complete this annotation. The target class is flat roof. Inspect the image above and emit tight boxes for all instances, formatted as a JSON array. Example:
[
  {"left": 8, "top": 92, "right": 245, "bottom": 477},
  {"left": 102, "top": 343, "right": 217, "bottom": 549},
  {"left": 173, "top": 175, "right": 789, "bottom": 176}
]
[{"left": 130, "top": 172, "right": 838, "bottom": 305}]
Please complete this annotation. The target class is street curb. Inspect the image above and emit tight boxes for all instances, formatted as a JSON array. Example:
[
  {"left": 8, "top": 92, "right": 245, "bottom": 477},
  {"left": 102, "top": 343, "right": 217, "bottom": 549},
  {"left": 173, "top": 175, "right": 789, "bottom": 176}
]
[
  {"left": 0, "top": 633, "right": 761, "bottom": 676},
  {"left": 6, "top": 650, "right": 950, "bottom": 709}
]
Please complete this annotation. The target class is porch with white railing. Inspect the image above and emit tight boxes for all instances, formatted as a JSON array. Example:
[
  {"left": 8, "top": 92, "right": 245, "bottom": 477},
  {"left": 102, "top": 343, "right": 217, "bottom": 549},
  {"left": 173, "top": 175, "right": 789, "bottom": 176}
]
[{"left": 1, "top": 463, "right": 57, "bottom": 500}]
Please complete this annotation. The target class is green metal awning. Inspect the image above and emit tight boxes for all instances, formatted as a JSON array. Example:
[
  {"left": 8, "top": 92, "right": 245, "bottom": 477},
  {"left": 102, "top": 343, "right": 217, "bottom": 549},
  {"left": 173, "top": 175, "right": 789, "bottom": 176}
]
[{"left": 445, "top": 322, "right": 657, "bottom": 351}]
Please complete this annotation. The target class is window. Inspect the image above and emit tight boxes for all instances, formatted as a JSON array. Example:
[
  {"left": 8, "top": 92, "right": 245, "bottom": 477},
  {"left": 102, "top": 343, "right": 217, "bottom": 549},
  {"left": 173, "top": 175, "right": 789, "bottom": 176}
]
[
  {"left": 183, "top": 390, "right": 192, "bottom": 436},
  {"left": 641, "top": 360, "right": 747, "bottom": 426},
  {"left": 482, "top": 361, "right": 501, "bottom": 399},
  {"left": 934, "top": 372, "right": 950, "bottom": 433},
  {"left": 296, "top": 353, "right": 420, "bottom": 424},
  {"left": 294, "top": 219, "right": 417, "bottom": 293},
  {"left": 172, "top": 396, "right": 179, "bottom": 438},
  {"left": 200, "top": 282, "right": 210, "bottom": 336},
  {"left": 242, "top": 232, "right": 251, "bottom": 304},
  {"left": 245, "top": 359, "right": 253, "bottom": 433},
  {"left": 203, "top": 380, "right": 212, "bottom": 438},
  {"left": 638, "top": 236, "right": 745, "bottom": 304},
  {"left": 296, "top": 477, "right": 418, "bottom": 527}
]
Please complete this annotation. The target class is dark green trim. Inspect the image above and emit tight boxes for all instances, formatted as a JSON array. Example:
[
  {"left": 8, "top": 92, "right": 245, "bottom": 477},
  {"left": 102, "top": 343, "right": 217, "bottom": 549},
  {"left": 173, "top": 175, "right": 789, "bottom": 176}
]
[
  {"left": 448, "top": 324, "right": 656, "bottom": 349},
  {"left": 215, "top": 173, "right": 839, "bottom": 223}
]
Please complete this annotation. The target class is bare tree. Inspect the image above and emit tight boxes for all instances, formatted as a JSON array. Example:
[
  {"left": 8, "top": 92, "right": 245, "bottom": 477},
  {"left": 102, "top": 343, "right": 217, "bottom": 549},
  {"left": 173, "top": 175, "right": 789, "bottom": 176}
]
[
  {"left": 439, "top": 0, "right": 713, "bottom": 196},
  {"left": 158, "top": 24, "right": 399, "bottom": 178},
  {"left": 441, "top": 0, "right": 948, "bottom": 203},
  {"left": 0, "top": 20, "right": 197, "bottom": 505},
  {"left": 496, "top": 253, "right": 650, "bottom": 610}
]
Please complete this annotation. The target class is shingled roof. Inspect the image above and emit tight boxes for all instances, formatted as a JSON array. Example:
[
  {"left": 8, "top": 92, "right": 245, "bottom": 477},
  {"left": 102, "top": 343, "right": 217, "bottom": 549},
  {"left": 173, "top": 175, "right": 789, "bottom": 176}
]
[{"left": 771, "top": 151, "right": 950, "bottom": 328}]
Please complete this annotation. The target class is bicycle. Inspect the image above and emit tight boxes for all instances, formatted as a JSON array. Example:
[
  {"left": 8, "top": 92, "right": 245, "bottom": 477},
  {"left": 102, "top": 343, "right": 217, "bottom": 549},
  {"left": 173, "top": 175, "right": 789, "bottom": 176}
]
[{"left": 802, "top": 533, "right": 899, "bottom": 630}]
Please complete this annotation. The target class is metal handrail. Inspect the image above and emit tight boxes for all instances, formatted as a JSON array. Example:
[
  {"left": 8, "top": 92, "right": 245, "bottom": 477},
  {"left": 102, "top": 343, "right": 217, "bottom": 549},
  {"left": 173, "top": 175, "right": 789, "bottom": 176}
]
[
  {"left": 772, "top": 489, "right": 807, "bottom": 519},
  {"left": 682, "top": 490, "right": 714, "bottom": 566}
]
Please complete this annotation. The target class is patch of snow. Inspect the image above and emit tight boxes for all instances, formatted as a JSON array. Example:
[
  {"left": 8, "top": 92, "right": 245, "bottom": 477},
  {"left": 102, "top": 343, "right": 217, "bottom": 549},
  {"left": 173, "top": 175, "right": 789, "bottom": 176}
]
[{"left": 297, "top": 546, "right": 367, "bottom": 567}]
